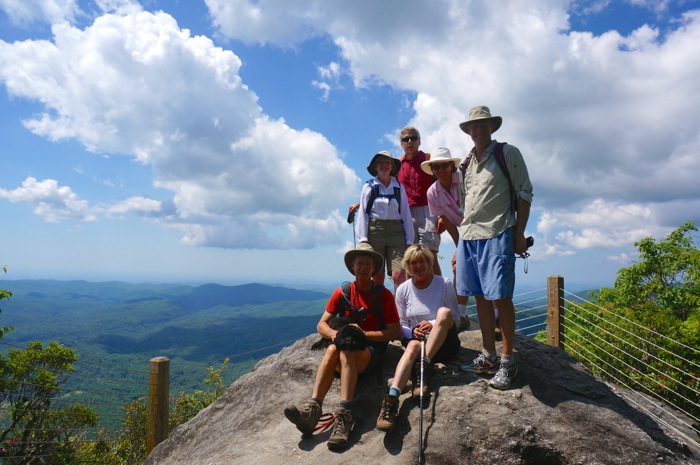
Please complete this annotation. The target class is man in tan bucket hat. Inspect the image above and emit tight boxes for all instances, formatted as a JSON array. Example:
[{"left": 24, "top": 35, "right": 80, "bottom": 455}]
[{"left": 455, "top": 106, "right": 533, "bottom": 390}]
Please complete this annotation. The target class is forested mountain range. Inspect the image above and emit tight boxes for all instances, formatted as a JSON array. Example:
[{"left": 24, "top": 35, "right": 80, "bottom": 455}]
[
  {"left": 2, "top": 279, "right": 329, "bottom": 356},
  {"left": 0, "top": 279, "right": 331, "bottom": 430}
]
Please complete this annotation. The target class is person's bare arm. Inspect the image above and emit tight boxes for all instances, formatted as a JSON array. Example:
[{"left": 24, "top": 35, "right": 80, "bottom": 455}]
[
  {"left": 440, "top": 216, "right": 460, "bottom": 246},
  {"left": 513, "top": 197, "right": 531, "bottom": 256},
  {"left": 364, "top": 321, "right": 401, "bottom": 342},
  {"left": 317, "top": 311, "right": 338, "bottom": 340}
]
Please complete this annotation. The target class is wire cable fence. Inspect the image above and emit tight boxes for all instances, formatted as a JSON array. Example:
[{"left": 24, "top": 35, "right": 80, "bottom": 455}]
[
  {"left": 464, "top": 286, "right": 549, "bottom": 337},
  {"left": 463, "top": 278, "right": 698, "bottom": 451},
  {"left": 558, "top": 288, "right": 699, "bottom": 451}
]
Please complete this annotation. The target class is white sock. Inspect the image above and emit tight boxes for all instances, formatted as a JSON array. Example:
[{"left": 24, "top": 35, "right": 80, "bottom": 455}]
[{"left": 458, "top": 304, "right": 467, "bottom": 317}]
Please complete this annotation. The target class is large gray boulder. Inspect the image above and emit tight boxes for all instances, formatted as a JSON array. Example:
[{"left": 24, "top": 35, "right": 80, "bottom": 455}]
[{"left": 146, "top": 323, "right": 696, "bottom": 464}]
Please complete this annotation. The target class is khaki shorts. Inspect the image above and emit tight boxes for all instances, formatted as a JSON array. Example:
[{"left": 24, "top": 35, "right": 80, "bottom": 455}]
[
  {"left": 410, "top": 205, "right": 440, "bottom": 251},
  {"left": 368, "top": 219, "right": 406, "bottom": 275}
]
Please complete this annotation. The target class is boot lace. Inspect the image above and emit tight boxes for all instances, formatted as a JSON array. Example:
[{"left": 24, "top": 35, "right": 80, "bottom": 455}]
[
  {"left": 379, "top": 399, "right": 396, "bottom": 421},
  {"left": 332, "top": 410, "right": 352, "bottom": 436}
]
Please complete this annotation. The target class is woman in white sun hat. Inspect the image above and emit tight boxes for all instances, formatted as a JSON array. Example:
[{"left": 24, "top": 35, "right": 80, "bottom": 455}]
[{"left": 421, "top": 147, "right": 471, "bottom": 331}]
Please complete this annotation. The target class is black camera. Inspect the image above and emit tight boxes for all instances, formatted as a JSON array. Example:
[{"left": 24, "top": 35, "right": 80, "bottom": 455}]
[{"left": 526, "top": 236, "right": 534, "bottom": 248}]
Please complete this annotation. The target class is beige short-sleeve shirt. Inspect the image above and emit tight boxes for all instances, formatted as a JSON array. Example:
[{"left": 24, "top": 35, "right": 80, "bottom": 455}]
[{"left": 459, "top": 140, "right": 533, "bottom": 240}]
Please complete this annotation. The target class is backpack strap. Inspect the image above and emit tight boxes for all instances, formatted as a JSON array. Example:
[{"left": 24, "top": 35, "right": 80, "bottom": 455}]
[
  {"left": 336, "top": 282, "right": 356, "bottom": 319},
  {"left": 393, "top": 186, "right": 401, "bottom": 214},
  {"left": 341, "top": 281, "right": 351, "bottom": 298},
  {"left": 458, "top": 155, "right": 471, "bottom": 177},
  {"left": 372, "top": 283, "right": 387, "bottom": 330},
  {"left": 493, "top": 142, "right": 517, "bottom": 215},
  {"left": 365, "top": 181, "right": 379, "bottom": 215},
  {"left": 364, "top": 179, "right": 402, "bottom": 215}
]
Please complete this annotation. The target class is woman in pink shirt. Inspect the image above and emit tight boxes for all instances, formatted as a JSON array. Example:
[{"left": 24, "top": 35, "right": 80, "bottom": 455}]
[{"left": 422, "top": 147, "right": 470, "bottom": 330}]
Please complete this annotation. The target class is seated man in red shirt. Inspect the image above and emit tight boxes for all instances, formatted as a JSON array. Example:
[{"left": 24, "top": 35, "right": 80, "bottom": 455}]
[{"left": 284, "top": 243, "right": 401, "bottom": 451}]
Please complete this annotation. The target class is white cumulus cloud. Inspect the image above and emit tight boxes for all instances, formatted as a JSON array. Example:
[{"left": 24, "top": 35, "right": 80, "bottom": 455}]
[
  {"left": 0, "top": 177, "right": 95, "bottom": 222},
  {"left": 0, "top": 8, "right": 360, "bottom": 249},
  {"left": 0, "top": 0, "right": 79, "bottom": 25}
]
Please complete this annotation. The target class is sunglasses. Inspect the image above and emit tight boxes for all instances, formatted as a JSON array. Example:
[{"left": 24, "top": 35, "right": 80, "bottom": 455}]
[
  {"left": 431, "top": 162, "right": 453, "bottom": 171},
  {"left": 401, "top": 136, "right": 420, "bottom": 143}
]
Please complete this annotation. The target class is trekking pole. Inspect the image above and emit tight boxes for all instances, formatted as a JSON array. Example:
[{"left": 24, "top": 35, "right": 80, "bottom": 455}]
[
  {"left": 418, "top": 337, "right": 426, "bottom": 464},
  {"left": 347, "top": 209, "right": 356, "bottom": 248}
]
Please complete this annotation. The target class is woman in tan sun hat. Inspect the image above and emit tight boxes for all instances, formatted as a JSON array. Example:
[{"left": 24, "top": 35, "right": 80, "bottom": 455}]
[{"left": 355, "top": 151, "right": 414, "bottom": 292}]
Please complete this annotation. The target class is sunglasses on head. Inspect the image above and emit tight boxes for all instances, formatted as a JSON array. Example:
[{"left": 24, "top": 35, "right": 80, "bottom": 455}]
[
  {"left": 401, "top": 136, "right": 419, "bottom": 143},
  {"left": 431, "top": 162, "right": 453, "bottom": 170}
]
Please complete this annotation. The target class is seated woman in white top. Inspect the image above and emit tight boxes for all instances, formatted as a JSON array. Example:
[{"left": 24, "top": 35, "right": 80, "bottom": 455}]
[{"left": 375, "top": 244, "right": 460, "bottom": 432}]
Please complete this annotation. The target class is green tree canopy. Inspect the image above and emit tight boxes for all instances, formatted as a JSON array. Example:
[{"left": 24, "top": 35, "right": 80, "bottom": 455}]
[
  {"left": 599, "top": 221, "right": 700, "bottom": 322},
  {"left": 560, "top": 222, "right": 700, "bottom": 423}
]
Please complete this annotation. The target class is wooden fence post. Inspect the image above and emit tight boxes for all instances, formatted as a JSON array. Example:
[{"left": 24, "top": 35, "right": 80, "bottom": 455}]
[
  {"left": 147, "top": 356, "right": 170, "bottom": 456},
  {"left": 547, "top": 275, "right": 565, "bottom": 348}
]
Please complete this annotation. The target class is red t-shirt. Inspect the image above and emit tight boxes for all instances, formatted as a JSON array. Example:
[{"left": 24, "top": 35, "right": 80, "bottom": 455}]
[
  {"left": 325, "top": 282, "right": 399, "bottom": 332},
  {"left": 398, "top": 150, "right": 433, "bottom": 207}
]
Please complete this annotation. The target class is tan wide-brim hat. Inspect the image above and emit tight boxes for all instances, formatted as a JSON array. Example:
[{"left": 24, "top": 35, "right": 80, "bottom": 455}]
[
  {"left": 367, "top": 150, "right": 401, "bottom": 177},
  {"left": 420, "top": 147, "right": 462, "bottom": 175},
  {"left": 344, "top": 242, "right": 384, "bottom": 277},
  {"left": 459, "top": 105, "right": 502, "bottom": 134}
]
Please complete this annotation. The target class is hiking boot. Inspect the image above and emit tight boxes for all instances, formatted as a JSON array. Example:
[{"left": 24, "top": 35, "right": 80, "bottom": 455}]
[
  {"left": 327, "top": 407, "right": 354, "bottom": 450},
  {"left": 459, "top": 316, "right": 471, "bottom": 331},
  {"left": 459, "top": 353, "right": 501, "bottom": 375},
  {"left": 411, "top": 361, "right": 433, "bottom": 402},
  {"left": 376, "top": 395, "right": 399, "bottom": 431},
  {"left": 489, "top": 360, "right": 518, "bottom": 390},
  {"left": 284, "top": 399, "right": 322, "bottom": 437}
]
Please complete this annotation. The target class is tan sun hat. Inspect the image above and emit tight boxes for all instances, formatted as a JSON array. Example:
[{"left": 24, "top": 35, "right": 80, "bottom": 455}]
[
  {"left": 459, "top": 105, "right": 502, "bottom": 134},
  {"left": 344, "top": 242, "right": 384, "bottom": 277},
  {"left": 366, "top": 151, "right": 401, "bottom": 176},
  {"left": 420, "top": 147, "right": 461, "bottom": 175}
]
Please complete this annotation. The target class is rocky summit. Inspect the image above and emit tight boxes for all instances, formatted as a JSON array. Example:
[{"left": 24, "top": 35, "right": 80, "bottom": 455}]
[{"left": 146, "top": 322, "right": 697, "bottom": 465}]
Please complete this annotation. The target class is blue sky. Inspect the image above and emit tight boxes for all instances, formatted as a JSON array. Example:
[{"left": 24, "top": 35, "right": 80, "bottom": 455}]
[{"left": 1, "top": 0, "right": 699, "bottom": 292}]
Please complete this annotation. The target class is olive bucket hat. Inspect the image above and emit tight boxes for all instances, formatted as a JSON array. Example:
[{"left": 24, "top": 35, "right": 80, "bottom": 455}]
[
  {"left": 459, "top": 105, "right": 502, "bottom": 134},
  {"left": 344, "top": 242, "right": 384, "bottom": 277}
]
